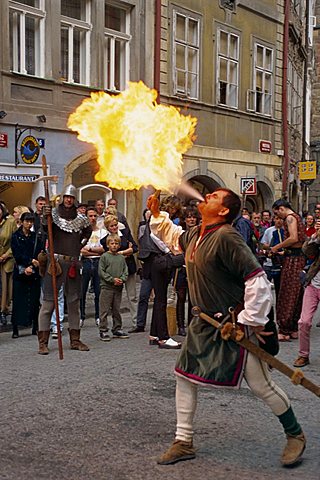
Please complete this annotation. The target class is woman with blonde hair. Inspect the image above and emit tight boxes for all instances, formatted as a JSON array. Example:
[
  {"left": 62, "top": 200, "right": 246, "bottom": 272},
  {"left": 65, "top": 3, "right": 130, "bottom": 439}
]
[{"left": 12, "top": 205, "right": 30, "bottom": 226}]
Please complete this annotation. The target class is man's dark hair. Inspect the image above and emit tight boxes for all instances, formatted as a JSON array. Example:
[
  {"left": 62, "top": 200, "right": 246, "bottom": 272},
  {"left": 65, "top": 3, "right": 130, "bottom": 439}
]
[
  {"left": 86, "top": 207, "right": 97, "bottom": 214},
  {"left": 20, "top": 212, "right": 35, "bottom": 223},
  {"left": 95, "top": 198, "right": 105, "bottom": 205},
  {"left": 36, "top": 196, "right": 45, "bottom": 203},
  {"left": 0, "top": 201, "right": 9, "bottom": 219},
  {"left": 261, "top": 209, "right": 271, "bottom": 216},
  {"left": 272, "top": 199, "right": 292, "bottom": 210},
  {"left": 215, "top": 188, "right": 241, "bottom": 223}
]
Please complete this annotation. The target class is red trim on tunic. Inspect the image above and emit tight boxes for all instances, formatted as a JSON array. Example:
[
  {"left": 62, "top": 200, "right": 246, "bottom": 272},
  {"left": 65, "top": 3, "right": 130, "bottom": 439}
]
[{"left": 244, "top": 268, "right": 264, "bottom": 282}]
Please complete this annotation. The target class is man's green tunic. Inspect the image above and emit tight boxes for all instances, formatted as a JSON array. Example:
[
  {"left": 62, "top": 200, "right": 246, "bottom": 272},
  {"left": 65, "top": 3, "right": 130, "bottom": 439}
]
[{"left": 176, "top": 223, "right": 263, "bottom": 388}]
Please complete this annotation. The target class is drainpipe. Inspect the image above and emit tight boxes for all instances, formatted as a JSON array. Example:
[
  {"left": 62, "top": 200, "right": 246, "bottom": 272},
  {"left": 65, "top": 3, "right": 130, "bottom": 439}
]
[
  {"left": 301, "top": 0, "right": 310, "bottom": 212},
  {"left": 154, "top": 0, "right": 161, "bottom": 104},
  {"left": 282, "top": 0, "right": 290, "bottom": 198}
]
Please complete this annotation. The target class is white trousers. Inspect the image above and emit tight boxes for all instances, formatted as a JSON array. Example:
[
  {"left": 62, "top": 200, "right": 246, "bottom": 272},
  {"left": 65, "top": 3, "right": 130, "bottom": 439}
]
[{"left": 175, "top": 352, "right": 290, "bottom": 442}]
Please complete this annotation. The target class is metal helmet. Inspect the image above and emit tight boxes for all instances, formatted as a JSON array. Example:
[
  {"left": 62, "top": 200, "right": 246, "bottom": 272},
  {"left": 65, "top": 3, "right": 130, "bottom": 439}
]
[{"left": 60, "top": 184, "right": 78, "bottom": 205}]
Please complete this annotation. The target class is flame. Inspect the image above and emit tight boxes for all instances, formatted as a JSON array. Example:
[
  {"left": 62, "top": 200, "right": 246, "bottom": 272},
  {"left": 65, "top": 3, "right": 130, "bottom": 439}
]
[{"left": 68, "top": 82, "right": 197, "bottom": 191}]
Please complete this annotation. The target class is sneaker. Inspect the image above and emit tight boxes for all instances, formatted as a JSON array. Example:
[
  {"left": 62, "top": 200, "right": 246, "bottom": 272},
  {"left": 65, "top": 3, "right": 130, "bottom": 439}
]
[
  {"left": 281, "top": 432, "right": 306, "bottom": 467},
  {"left": 80, "top": 319, "right": 84, "bottom": 328},
  {"left": 128, "top": 326, "right": 145, "bottom": 333},
  {"left": 113, "top": 330, "right": 129, "bottom": 339},
  {"left": 95, "top": 318, "right": 100, "bottom": 326},
  {"left": 52, "top": 332, "right": 58, "bottom": 339},
  {"left": 157, "top": 440, "right": 196, "bottom": 465},
  {"left": 293, "top": 356, "right": 309, "bottom": 367},
  {"left": 99, "top": 331, "right": 111, "bottom": 342}
]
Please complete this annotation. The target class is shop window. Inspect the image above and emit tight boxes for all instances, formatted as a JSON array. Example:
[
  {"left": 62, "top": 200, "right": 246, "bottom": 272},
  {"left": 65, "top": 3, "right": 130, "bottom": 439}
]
[
  {"left": 9, "top": 0, "right": 45, "bottom": 76},
  {"left": 60, "top": 0, "right": 91, "bottom": 85}
]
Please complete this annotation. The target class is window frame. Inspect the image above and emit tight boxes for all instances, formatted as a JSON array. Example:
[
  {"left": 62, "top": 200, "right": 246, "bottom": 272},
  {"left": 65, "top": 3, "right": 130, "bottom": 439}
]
[
  {"left": 247, "top": 42, "right": 274, "bottom": 117},
  {"left": 60, "top": 0, "right": 92, "bottom": 86},
  {"left": 287, "top": 58, "right": 302, "bottom": 129},
  {"left": 9, "top": 0, "right": 46, "bottom": 77},
  {"left": 172, "top": 8, "right": 201, "bottom": 101},
  {"left": 216, "top": 26, "right": 240, "bottom": 109},
  {"left": 104, "top": 2, "right": 131, "bottom": 92}
]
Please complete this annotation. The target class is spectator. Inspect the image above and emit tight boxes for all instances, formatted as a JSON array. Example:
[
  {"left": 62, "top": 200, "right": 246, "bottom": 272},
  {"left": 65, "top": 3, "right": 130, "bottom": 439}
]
[
  {"left": 293, "top": 224, "right": 320, "bottom": 367},
  {"left": 34, "top": 196, "right": 46, "bottom": 241},
  {"left": 233, "top": 211, "right": 256, "bottom": 254},
  {"left": 305, "top": 214, "right": 316, "bottom": 237},
  {"left": 77, "top": 203, "right": 87, "bottom": 215},
  {"left": 80, "top": 207, "right": 106, "bottom": 328},
  {"left": 0, "top": 202, "right": 17, "bottom": 325},
  {"left": 101, "top": 214, "right": 138, "bottom": 331},
  {"left": 98, "top": 234, "right": 128, "bottom": 341},
  {"left": 50, "top": 286, "right": 64, "bottom": 339},
  {"left": 271, "top": 199, "right": 306, "bottom": 341},
  {"left": 260, "top": 215, "right": 284, "bottom": 300},
  {"left": 261, "top": 210, "right": 272, "bottom": 229},
  {"left": 11, "top": 212, "right": 44, "bottom": 338},
  {"left": 12, "top": 205, "right": 30, "bottom": 226},
  {"left": 107, "top": 198, "right": 130, "bottom": 230},
  {"left": 314, "top": 207, "right": 320, "bottom": 220},
  {"left": 95, "top": 198, "right": 106, "bottom": 229},
  {"left": 175, "top": 206, "right": 200, "bottom": 335}
]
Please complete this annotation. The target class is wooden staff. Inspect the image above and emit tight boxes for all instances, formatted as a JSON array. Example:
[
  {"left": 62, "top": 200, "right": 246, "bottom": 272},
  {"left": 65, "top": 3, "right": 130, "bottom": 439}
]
[
  {"left": 192, "top": 307, "right": 320, "bottom": 398},
  {"left": 41, "top": 155, "right": 63, "bottom": 360}
]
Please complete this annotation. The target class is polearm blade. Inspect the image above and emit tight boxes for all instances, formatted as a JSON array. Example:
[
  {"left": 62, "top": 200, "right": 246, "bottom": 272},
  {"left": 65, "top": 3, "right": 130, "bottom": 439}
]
[
  {"left": 41, "top": 155, "right": 63, "bottom": 360},
  {"left": 192, "top": 307, "right": 320, "bottom": 398}
]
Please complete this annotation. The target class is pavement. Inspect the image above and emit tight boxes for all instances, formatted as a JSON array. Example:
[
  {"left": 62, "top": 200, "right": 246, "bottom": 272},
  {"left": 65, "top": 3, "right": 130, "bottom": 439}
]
[{"left": 0, "top": 290, "right": 320, "bottom": 480}]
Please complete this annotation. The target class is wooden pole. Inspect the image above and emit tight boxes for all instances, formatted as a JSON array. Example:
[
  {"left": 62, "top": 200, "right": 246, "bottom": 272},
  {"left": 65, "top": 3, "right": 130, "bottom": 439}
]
[{"left": 41, "top": 155, "right": 63, "bottom": 360}]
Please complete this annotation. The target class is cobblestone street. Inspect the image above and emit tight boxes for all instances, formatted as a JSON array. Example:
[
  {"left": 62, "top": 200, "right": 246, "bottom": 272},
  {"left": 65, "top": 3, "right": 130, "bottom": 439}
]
[{"left": 0, "top": 295, "right": 320, "bottom": 480}]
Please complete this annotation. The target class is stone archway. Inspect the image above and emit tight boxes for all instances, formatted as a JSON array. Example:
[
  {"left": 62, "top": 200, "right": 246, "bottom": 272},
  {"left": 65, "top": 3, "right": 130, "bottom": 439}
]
[{"left": 256, "top": 180, "right": 274, "bottom": 211}]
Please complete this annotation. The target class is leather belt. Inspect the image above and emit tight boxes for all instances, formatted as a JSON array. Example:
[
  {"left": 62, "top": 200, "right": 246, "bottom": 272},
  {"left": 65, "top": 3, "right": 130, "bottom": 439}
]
[{"left": 54, "top": 253, "right": 78, "bottom": 262}]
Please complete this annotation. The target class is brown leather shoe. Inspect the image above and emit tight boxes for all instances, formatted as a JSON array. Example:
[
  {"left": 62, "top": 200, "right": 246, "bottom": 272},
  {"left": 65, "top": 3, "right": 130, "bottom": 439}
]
[
  {"left": 68, "top": 329, "right": 90, "bottom": 351},
  {"left": 157, "top": 440, "right": 196, "bottom": 465},
  {"left": 281, "top": 432, "right": 306, "bottom": 466},
  {"left": 293, "top": 356, "right": 309, "bottom": 367}
]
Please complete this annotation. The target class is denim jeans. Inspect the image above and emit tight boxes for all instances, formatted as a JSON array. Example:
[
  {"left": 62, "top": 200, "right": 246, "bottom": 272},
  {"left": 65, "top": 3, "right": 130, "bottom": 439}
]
[
  {"left": 136, "top": 277, "right": 152, "bottom": 329},
  {"left": 80, "top": 258, "right": 100, "bottom": 320},
  {"left": 50, "top": 285, "right": 64, "bottom": 332}
]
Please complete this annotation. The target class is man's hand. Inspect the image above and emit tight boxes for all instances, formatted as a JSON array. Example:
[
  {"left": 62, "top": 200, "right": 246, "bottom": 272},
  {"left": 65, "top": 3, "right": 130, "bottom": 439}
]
[
  {"left": 251, "top": 325, "right": 273, "bottom": 344},
  {"left": 114, "top": 278, "right": 123, "bottom": 286},
  {"left": 147, "top": 195, "right": 160, "bottom": 218},
  {"left": 42, "top": 205, "right": 52, "bottom": 217},
  {"left": 270, "top": 245, "right": 278, "bottom": 254}
]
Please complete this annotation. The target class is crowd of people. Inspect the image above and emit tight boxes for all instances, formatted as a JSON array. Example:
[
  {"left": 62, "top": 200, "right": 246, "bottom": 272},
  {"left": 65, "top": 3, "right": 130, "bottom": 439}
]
[
  {"left": 1, "top": 189, "right": 320, "bottom": 360},
  {"left": 1, "top": 183, "right": 318, "bottom": 466}
]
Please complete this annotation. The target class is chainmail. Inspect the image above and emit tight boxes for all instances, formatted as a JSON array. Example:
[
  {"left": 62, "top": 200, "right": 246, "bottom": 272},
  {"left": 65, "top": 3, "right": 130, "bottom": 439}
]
[{"left": 52, "top": 208, "right": 91, "bottom": 233}]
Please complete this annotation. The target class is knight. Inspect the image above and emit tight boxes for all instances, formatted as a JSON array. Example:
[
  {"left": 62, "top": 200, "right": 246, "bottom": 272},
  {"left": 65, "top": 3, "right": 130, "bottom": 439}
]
[{"left": 37, "top": 184, "right": 92, "bottom": 354}]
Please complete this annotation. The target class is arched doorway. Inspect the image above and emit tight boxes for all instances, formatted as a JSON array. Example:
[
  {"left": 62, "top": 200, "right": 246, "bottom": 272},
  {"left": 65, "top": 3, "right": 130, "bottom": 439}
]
[
  {"left": 256, "top": 180, "right": 274, "bottom": 211},
  {"left": 78, "top": 184, "right": 112, "bottom": 205}
]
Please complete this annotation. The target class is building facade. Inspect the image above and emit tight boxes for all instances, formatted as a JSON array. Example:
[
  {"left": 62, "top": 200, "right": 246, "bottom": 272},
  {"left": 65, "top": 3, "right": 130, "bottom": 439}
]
[{"left": 0, "top": 0, "right": 153, "bottom": 229}]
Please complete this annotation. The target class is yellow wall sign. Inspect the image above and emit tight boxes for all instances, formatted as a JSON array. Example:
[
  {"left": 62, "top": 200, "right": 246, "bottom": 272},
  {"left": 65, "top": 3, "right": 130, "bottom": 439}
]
[{"left": 299, "top": 161, "right": 317, "bottom": 180}]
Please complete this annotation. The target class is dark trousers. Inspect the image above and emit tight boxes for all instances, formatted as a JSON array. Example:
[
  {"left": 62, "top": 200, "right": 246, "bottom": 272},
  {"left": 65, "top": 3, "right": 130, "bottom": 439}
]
[
  {"left": 136, "top": 277, "right": 153, "bottom": 328},
  {"left": 150, "top": 266, "right": 170, "bottom": 340},
  {"left": 80, "top": 258, "right": 100, "bottom": 320}
]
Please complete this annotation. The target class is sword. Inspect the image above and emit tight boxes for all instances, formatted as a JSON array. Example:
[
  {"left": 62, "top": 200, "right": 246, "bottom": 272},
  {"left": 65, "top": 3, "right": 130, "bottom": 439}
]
[{"left": 191, "top": 306, "right": 320, "bottom": 398}]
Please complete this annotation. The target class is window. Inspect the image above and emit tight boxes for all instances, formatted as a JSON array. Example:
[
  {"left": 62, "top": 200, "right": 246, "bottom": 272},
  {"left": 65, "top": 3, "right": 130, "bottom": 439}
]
[
  {"left": 287, "top": 59, "right": 302, "bottom": 128},
  {"left": 60, "top": 0, "right": 91, "bottom": 85},
  {"left": 104, "top": 2, "right": 131, "bottom": 91},
  {"left": 216, "top": 28, "right": 239, "bottom": 108},
  {"left": 172, "top": 9, "right": 200, "bottom": 100},
  {"left": 9, "top": 0, "right": 45, "bottom": 76},
  {"left": 247, "top": 43, "right": 273, "bottom": 116}
]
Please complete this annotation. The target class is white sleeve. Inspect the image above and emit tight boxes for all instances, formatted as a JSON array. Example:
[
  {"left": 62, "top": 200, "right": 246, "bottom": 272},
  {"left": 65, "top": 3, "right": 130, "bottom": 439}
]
[
  {"left": 149, "top": 211, "right": 184, "bottom": 255},
  {"left": 237, "top": 273, "right": 272, "bottom": 327}
]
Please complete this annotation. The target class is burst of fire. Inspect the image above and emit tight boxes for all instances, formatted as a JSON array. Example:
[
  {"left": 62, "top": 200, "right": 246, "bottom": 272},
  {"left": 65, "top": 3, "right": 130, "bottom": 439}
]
[{"left": 68, "top": 81, "right": 197, "bottom": 191}]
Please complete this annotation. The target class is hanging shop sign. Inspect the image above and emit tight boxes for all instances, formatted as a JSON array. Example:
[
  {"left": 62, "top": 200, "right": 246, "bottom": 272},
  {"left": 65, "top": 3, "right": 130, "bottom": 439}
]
[
  {"left": 298, "top": 161, "right": 317, "bottom": 181},
  {"left": 20, "top": 135, "right": 40, "bottom": 164}
]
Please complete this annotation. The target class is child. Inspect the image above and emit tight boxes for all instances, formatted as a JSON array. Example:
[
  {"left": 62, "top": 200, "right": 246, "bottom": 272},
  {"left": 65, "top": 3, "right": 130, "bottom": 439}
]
[{"left": 98, "top": 234, "right": 129, "bottom": 341}]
